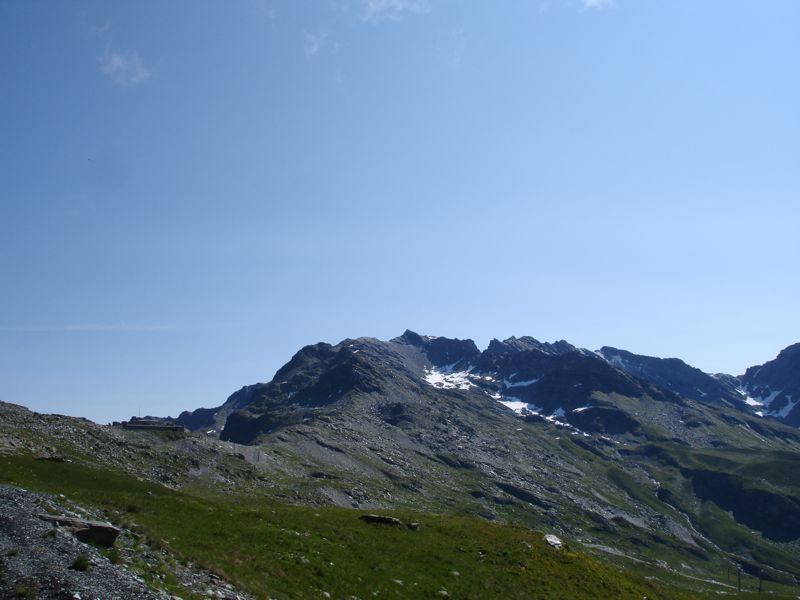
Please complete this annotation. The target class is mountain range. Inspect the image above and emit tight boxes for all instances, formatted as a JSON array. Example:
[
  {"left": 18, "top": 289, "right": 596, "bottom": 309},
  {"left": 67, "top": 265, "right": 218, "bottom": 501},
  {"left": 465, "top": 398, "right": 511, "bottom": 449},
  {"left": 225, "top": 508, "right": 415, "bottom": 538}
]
[
  {"left": 163, "top": 331, "right": 800, "bottom": 588},
  {"left": 177, "top": 331, "right": 800, "bottom": 437},
  {"left": 3, "top": 331, "right": 800, "bottom": 598}
]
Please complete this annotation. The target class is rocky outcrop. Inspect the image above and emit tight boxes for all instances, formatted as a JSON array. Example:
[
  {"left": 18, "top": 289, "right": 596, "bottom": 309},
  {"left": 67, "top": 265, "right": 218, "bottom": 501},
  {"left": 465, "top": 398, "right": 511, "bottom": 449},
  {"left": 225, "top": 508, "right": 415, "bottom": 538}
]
[
  {"left": 38, "top": 514, "right": 120, "bottom": 547},
  {"left": 0, "top": 485, "right": 158, "bottom": 599}
]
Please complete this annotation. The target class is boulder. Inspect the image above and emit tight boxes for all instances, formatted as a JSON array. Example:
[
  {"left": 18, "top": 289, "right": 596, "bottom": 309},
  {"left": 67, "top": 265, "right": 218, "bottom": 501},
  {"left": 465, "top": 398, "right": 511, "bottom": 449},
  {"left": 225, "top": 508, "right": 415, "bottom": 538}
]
[
  {"left": 38, "top": 514, "right": 120, "bottom": 547},
  {"left": 359, "top": 514, "right": 404, "bottom": 526},
  {"left": 544, "top": 534, "right": 563, "bottom": 549}
]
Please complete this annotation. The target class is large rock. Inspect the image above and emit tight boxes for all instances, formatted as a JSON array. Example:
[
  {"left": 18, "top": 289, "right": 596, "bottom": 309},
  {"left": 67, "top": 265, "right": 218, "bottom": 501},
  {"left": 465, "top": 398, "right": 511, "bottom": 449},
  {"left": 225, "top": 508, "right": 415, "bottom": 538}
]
[{"left": 39, "top": 514, "right": 120, "bottom": 547}]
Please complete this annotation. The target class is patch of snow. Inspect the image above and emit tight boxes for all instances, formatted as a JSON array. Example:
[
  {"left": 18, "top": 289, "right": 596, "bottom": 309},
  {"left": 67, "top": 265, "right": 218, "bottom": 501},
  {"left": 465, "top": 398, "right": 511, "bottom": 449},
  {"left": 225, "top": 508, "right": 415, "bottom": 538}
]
[
  {"left": 571, "top": 406, "right": 591, "bottom": 413},
  {"left": 423, "top": 366, "right": 475, "bottom": 390},
  {"left": 503, "top": 376, "right": 541, "bottom": 389},
  {"left": 494, "top": 396, "right": 591, "bottom": 437},
  {"left": 499, "top": 400, "right": 529, "bottom": 414},
  {"left": 745, "top": 396, "right": 764, "bottom": 408}
]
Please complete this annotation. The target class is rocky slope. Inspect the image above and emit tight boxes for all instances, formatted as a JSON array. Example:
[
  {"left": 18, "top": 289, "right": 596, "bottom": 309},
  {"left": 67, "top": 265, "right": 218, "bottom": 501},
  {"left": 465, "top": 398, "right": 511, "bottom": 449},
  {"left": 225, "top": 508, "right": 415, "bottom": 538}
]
[{"left": 0, "top": 483, "right": 252, "bottom": 600}]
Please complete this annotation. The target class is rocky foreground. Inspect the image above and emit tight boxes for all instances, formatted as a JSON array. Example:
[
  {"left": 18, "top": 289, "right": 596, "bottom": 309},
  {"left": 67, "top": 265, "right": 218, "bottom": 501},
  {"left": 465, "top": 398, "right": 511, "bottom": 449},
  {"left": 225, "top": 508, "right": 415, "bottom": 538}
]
[{"left": 0, "top": 484, "right": 252, "bottom": 600}]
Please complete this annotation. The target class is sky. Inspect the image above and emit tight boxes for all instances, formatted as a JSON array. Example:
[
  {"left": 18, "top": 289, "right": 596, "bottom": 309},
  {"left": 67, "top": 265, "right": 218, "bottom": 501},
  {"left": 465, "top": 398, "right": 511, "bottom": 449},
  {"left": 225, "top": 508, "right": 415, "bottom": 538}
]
[{"left": 1, "top": 0, "right": 798, "bottom": 423}]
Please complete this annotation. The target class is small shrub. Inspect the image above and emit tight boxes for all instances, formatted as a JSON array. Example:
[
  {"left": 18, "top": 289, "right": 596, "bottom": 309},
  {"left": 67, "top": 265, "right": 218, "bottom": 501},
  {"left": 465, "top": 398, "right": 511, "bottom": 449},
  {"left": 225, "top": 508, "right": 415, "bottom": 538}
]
[
  {"left": 14, "top": 582, "right": 34, "bottom": 597},
  {"left": 126, "top": 503, "right": 140, "bottom": 514},
  {"left": 6, "top": 548, "right": 19, "bottom": 557},
  {"left": 70, "top": 553, "right": 90, "bottom": 571},
  {"left": 42, "top": 528, "right": 57, "bottom": 539},
  {"left": 105, "top": 546, "right": 122, "bottom": 565}
]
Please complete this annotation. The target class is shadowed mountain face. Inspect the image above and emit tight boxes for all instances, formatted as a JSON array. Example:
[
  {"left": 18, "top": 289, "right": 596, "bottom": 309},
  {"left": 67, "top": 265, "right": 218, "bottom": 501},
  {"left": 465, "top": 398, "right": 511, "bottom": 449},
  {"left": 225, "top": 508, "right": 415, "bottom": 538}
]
[
  {"left": 596, "top": 347, "right": 750, "bottom": 411},
  {"left": 167, "top": 331, "right": 800, "bottom": 585},
  {"left": 741, "top": 343, "right": 800, "bottom": 426}
]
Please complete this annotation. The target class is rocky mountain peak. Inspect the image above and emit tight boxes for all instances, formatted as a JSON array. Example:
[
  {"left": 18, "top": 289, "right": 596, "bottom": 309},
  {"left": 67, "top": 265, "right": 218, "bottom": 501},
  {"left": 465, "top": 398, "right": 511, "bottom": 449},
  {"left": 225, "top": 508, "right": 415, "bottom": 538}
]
[
  {"left": 392, "top": 330, "right": 480, "bottom": 369},
  {"left": 486, "top": 336, "right": 576, "bottom": 356}
]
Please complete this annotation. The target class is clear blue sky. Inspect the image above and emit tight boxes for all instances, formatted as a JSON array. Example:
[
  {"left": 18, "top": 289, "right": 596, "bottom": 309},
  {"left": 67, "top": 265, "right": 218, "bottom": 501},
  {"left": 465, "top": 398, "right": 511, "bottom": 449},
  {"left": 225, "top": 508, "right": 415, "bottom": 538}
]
[{"left": 1, "top": 0, "right": 798, "bottom": 423}]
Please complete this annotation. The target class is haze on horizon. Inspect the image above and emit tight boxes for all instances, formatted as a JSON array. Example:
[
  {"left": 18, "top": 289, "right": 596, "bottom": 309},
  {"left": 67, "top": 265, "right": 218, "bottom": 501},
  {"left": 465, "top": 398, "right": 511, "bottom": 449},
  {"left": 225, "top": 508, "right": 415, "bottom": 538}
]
[{"left": 1, "top": 1, "right": 798, "bottom": 424}]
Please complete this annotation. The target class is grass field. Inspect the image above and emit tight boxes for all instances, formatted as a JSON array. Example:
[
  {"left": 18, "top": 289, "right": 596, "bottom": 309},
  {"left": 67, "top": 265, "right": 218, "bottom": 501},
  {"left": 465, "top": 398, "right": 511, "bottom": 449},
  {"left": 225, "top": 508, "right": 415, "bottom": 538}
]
[{"left": 2, "top": 452, "right": 798, "bottom": 599}]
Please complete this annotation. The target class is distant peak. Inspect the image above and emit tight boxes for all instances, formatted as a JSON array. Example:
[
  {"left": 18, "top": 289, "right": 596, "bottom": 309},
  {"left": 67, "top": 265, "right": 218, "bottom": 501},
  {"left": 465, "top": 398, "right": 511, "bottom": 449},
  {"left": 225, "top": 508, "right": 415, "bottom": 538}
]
[
  {"left": 488, "top": 336, "right": 576, "bottom": 356},
  {"left": 394, "top": 329, "right": 426, "bottom": 346}
]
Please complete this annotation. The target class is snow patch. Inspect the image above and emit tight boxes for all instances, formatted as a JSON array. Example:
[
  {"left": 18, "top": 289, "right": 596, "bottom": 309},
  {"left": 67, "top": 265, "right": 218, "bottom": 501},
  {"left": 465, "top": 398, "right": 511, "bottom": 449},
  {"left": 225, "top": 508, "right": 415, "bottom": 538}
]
[
  {"left": 503, "top": 376, "right": 541, "bottom": 389},
  {"left": 498, "top": 400, "right": 529, "bottom": 414},
  {"left": 423, "top": 366, "right": 475, "bottom": 390},
  {"left": 493, "top": 396, "right": 590, "bottom": 437}
]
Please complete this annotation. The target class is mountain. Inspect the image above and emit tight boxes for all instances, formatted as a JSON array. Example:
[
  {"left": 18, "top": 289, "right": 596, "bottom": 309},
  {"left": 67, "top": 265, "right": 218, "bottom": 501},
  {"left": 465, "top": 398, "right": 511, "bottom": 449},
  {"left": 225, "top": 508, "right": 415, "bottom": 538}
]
[
  {"left": 741, "top": 343, "right": 800, "bottom": 426},
  {"left": 4, "top": 333, "right": 800, "bottom": 597},
  {"left": 596, "top": 347, "right": 751, "bottom": 411},
  {"left": 170, "top": 331, "right": 800, "bottom": 591}
]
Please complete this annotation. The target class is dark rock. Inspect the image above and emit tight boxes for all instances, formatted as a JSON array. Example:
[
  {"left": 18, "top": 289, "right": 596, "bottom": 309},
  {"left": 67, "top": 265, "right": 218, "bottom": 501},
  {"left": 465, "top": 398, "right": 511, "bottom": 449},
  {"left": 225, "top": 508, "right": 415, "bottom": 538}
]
[
  {"left": 38, "top": 514, "right": 120, "bottom": 547},
  {"left": 494, "top": 482, "right": 552, "bottom": 510},
  {"left": 565, "top": 406, "right": 641, "bottom": 435},
  {"left": 359, "top": 514, "right": 404, "bottom": 526},
  {"left": 394, "top": 330, "right": 480, "bottom": 369}
]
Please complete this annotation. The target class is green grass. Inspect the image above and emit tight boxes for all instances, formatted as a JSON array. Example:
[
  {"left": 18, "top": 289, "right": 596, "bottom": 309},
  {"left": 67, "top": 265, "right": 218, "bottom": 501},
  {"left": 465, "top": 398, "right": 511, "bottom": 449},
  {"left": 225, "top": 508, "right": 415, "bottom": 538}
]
[
  {"left": 69, "top": 553, "right": 90, "bottom": 571},
  {"left": 14, "top": 582, "right": 35, "bottom": 598},
  {"left": 0, "top": 453, "right": 696, "bottom": 600}
]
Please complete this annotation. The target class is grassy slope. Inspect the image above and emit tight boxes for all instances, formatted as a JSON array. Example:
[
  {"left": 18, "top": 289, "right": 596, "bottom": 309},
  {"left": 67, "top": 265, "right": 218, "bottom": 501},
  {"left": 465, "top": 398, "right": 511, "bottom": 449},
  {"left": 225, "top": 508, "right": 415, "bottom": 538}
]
[{"left": 0, "top": 453, "right": 705, "bottom": 600}]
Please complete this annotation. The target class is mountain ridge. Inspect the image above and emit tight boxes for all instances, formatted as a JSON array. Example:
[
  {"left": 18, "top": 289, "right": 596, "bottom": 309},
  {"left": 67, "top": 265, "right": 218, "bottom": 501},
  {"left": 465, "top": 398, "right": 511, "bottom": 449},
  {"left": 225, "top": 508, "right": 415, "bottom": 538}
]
[{"left": 176, "top": 331, "right": 799, "bottom": 435}]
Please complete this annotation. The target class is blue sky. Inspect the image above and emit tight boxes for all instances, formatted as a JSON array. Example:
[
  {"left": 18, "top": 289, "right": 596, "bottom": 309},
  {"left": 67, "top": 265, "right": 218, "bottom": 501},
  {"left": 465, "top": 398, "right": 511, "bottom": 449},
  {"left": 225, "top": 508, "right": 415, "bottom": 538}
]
[{"left": 1, "top": 0, "right": 798, "bottom": 423}]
